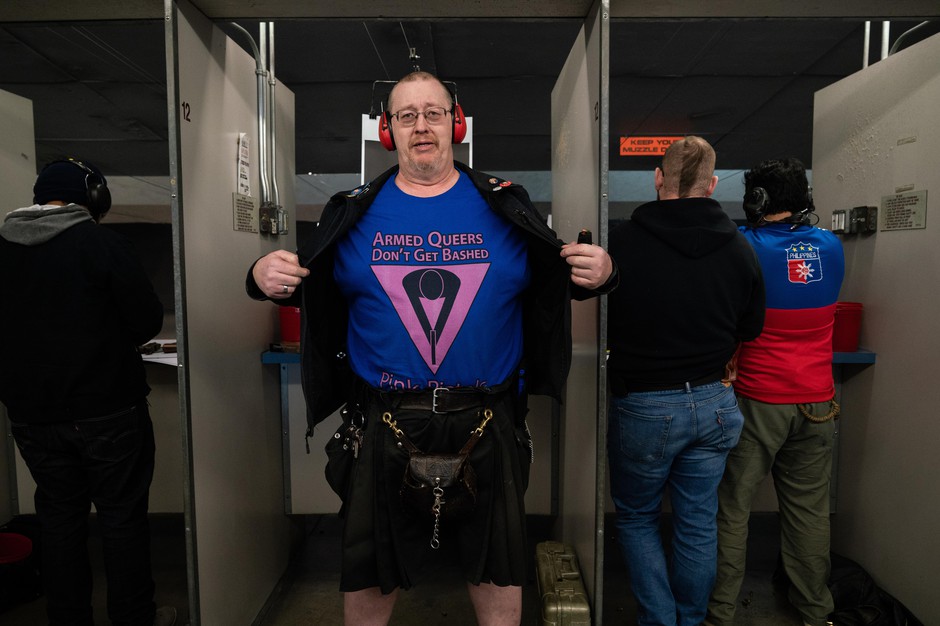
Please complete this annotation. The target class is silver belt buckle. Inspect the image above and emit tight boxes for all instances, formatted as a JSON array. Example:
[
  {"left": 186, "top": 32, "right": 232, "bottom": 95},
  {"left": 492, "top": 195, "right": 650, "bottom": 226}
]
[{"left": 431, "top": 387, "right": 449, "bottom": 414}]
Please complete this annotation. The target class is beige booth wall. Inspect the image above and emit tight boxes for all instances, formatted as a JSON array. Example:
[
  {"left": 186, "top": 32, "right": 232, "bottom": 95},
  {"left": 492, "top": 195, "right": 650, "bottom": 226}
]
[
  {"left": 0, "top": 88, "right": 37, "bottom": 525},
  {"left": 812, "top": 32, "right": 940, "bottom": 625},
  {"left": 169, "top": 0, "right": 299, "bottom": 621}
]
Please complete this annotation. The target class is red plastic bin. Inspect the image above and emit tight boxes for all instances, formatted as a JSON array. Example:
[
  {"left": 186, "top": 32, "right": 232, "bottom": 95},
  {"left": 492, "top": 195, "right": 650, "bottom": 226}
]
[
  {"left": 832, "top": 301, "right": 863, "bottom": 352},
  {"left": 0, "top": 533, "right": 32, "bottom": 565}
]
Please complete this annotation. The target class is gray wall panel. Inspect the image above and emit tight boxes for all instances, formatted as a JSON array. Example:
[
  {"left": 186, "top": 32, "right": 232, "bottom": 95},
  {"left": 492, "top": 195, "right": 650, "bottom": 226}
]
[
  {"left": 0, "top": 89, "right": 35, "bottom": 524},
  {"left": 551, "top": 0, "right": 608, "bottom": 614},
  {"left": 170, "top": 1, "right": 297, "bottom": 622},
  {"left": 812, "top": 32, "right": 940, "bottom": 625}
]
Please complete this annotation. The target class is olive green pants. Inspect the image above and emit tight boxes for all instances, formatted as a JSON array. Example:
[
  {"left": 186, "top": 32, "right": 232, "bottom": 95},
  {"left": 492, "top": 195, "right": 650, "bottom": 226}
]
[{"left": 707, "top": 396, "right": 836, "bottom": 626}]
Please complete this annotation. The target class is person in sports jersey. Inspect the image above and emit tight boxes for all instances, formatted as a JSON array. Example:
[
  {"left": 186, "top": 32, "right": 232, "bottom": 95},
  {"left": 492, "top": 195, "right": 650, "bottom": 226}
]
[
  {"left": 706, "top": 157, "right": 845, "bottom": 626},
  {"left": 246, "top": 71, "right": 616, "bottom": 626}
]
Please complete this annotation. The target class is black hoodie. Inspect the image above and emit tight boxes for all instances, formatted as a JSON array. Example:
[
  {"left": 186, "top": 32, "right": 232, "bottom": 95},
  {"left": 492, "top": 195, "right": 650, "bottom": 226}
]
[
  {"left": 607, "top": 196, "right": 765, "bottom": 394},
  {"left": 0, "top": 203, "right": 164, "bottom": 422}
]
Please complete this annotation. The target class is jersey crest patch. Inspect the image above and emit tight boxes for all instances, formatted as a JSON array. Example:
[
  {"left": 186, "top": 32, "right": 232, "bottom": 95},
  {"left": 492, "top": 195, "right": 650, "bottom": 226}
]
[
  {"left": 786, "top": 242, "right": 824, "bottom": 284},
  {"left": 372, "top": 264, "right": 490, "bottom": 373}
]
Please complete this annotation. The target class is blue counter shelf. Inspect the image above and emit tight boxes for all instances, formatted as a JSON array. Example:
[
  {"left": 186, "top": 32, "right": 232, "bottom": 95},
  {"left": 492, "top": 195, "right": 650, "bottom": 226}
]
[
  {"left": 832, "top": 349, "right": 876, "bottom": 365},
  {"left": 261, "top": 350, "right": 301, "bottom": 364}
]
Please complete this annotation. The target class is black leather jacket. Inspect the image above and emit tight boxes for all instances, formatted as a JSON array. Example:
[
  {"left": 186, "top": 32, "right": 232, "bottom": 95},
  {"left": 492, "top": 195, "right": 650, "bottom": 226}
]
[{"left": 248, "top": 162, "right": 614, "bottom": 431}]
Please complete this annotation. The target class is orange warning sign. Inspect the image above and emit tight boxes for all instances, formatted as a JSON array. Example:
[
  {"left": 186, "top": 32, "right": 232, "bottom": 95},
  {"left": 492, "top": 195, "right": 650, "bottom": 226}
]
[{"left": 619, "top": 136, "right": 684, "bottom": 156}]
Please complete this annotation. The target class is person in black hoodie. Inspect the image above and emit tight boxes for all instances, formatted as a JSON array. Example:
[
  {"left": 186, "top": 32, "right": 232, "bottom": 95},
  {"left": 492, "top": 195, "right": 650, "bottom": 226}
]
[
  {"left": 0, "top": 158, "right": 175, "bottom": 626},
  {"left": 605, "top": 136, "right": 765, "bottom": 626}
]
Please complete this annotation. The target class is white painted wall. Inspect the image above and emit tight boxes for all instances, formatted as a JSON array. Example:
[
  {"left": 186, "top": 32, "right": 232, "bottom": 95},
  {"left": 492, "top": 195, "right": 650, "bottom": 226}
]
[{"left": 812, "top": 32, "right": 940, "bottom": 625}]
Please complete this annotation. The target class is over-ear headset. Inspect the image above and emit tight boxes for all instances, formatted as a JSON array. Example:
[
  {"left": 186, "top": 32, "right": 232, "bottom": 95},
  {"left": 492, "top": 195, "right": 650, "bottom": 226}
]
[
  {"left": 743, "top": 186, "right": 770, "bottom": 225},
  {"left": 378, "top": 83, "right": 467, "bottom": 152},
  {"left": 743, "top": 185, "right": 815, "bottom": 229},
  {"left": 46, "top": 157, "right": 112, "bottom": 219}
]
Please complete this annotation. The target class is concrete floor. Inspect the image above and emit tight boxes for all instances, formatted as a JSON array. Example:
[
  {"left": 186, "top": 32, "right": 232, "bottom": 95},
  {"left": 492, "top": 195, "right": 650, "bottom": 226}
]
[
  {"left": 1, "top": 513, "right": 804, "bottom": 625},
  {"left": 600, "top": 513, "right": 805, "bottom": 626},
  {"left": 0, "top": 514, "right": 189, "bottom": 625},
  {"left": 257, "top": 512, "right": 805, "bottom": 626}
]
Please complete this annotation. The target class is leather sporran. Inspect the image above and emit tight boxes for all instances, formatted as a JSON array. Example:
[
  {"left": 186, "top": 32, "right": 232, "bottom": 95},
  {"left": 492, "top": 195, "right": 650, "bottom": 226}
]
[
  {"left": 383, "top": 408, "right": 493, "bottom": 548},
  {"left": 400, "top": 452, "right": 477, "bottom": 520}
]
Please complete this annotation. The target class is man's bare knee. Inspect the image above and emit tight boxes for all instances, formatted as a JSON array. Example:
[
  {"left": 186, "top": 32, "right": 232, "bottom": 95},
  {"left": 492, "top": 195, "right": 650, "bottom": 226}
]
[
  {"left": 466, "top": 582, "right": 522, "bottom": 626},
  {"left": 344, "top": 587, "right": 398, "bottom": 626}
]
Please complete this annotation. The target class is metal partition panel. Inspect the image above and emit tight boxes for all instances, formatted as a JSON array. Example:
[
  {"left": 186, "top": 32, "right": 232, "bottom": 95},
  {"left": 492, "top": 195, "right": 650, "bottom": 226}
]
[
  {"left": 0, "top": 88, "right": 36, "bottom": 525},
  {"left": 551, "top": 0, "right": 609, "bottom": 618},
  {"left": 167, "top": 1, "right": 297, "bottom": 622},
  {"left": 812, "top": 32, "right": 940, "bottom": 624}
]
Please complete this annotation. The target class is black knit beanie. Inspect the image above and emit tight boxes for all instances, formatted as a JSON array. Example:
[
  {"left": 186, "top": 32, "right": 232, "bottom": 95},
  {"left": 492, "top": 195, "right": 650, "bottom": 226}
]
[{"left": 33, "top": 160, "right": 102, "bottom": 206}]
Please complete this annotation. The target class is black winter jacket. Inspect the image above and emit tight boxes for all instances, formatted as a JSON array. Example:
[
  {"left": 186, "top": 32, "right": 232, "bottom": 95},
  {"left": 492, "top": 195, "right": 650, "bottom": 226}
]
[
  {"left": 606, "top": 196, "right": 765, "bottom": 395},
  {"left": 248, "top": 162, "right": 613, "bottom": 431}
]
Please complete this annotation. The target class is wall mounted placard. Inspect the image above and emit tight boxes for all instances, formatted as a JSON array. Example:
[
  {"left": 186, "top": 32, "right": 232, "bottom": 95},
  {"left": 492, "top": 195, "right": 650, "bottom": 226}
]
[{"left": 881, "top": 190, "right": 927, "bottom": 231}]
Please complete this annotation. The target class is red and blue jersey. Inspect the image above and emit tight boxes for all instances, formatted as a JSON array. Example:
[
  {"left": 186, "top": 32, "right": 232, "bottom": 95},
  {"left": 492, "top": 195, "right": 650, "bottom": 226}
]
[
  {"left": 735, "top": 223, "right": 845, "bottom": 403},
  {"left": 334, "top": 171, "right": 530, "bottom": 391}
]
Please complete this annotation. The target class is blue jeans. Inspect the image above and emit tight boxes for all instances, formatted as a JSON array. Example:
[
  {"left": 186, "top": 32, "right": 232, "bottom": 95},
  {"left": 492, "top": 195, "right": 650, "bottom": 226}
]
[
  {"left": 10, "top": 403, "right": 157, "bottom": 626},
  {"left": 607, "top": 382, "right": 744, "bottom": 626}
]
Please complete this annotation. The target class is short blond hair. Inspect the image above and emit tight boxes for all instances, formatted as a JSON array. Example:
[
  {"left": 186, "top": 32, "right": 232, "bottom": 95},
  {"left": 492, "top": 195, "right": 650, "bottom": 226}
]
[
  {"left": 661, "top": 136, "right": 716, "bottom": 198},
  {"left": 388, "top": 71, "right": 453, "bottom": 113}
]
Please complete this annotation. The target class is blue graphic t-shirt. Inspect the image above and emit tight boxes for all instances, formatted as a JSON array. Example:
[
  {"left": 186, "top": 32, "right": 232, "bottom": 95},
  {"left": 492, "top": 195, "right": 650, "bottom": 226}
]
[{"left": 334, "top": 171, "right": 530, "bottom": 391}]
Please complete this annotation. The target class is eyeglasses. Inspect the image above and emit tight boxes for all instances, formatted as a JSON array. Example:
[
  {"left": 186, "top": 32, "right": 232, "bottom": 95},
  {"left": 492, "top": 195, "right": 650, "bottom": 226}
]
[{"left": 390, "top": 106, "right": 451, "bottom": 127}]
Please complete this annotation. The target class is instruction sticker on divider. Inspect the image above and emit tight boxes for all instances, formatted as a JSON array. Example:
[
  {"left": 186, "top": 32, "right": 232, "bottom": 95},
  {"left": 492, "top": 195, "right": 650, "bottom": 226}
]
[
  {"left": 881, "top": 190, "right": 927, "bottom": 231},
  {"left": 233, "top": 193, "right": 258, "bottom": 233},
  {"left": 237, "top": 132, "right": 251, "bottom": 196}
]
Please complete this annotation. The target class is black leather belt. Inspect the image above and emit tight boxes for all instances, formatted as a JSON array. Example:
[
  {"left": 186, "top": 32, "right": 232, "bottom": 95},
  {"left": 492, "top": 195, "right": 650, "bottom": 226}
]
[
  {"left": 621, "top": 371, "right": 723, "bottom": 393},
  {"left": 356, "top": 374, "right": 515, "bottom": 415},
  {"left": 392, "top": 387, "right": 492, "bottom": 414}
]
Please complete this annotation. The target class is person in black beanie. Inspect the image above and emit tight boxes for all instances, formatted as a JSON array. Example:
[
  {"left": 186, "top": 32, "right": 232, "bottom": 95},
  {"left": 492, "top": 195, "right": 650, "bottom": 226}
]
[{"left": 0, "top": 158, "right": 176, "bottom": 626}]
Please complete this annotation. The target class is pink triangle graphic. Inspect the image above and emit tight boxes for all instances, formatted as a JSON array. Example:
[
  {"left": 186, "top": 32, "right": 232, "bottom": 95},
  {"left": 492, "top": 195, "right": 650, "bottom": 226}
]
[
  {"left": 373, "top": 264, "right": 489, "bottom": 374},
  {"left": 423, "top": 298, "right": 445, "bottom": 328}
]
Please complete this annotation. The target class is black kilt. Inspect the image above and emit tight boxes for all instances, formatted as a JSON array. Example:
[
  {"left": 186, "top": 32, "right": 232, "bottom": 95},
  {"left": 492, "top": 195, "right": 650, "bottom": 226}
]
[{"left": 327, "top": 380, "right": 532, "bottom": 593}]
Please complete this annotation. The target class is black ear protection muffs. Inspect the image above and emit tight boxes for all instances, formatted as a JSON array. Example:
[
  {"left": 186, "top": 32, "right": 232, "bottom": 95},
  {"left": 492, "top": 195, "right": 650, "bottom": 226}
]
[
  {"left": 744, "top": 184, "right": 815, "bottom": 229},
  {"left": 743, "top": 186, "right": 770, "bottom": 225},
  {"left": 789, "top": 185, "right": 816, "bottom": 228},
  {"left": 378, "top": 88, "right": 467, "bottom": 152},
  {"left": 49, "top": 157, "right": 112, "bottom": 219}
]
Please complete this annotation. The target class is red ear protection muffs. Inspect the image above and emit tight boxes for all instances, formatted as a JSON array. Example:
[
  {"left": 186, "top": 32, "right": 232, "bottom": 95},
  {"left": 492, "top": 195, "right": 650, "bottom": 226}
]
[
  {"left": 378, "top": 103, "right": 468, "bottom": 152},
  {"left": 379, "top": 110, "right": 395, "bottom": 151},
  {"left": 452, "top": 103, "right": 467, "bottom": 144}
]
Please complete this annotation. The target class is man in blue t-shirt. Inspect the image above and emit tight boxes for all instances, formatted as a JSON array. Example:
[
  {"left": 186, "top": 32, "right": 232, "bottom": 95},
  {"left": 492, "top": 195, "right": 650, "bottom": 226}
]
[{"left": 248, "top": 71, "right": 616, "bottom": 626}]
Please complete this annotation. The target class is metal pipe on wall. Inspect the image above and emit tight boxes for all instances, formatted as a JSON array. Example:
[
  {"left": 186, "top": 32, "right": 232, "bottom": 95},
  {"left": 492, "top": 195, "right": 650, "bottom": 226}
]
[
  {"left": 863, "top": 21, "right": 871, "bottom": 68},
  {"left": 881, "top": 21, "right": 891, "bottom": 59},
  {"left": 229, "top": 22, "right": 271, "bottom": 205},
  {"left": 266, "top": 22, "right": 279, "bottom": 208},
  {"left": 889, "top": 21, "right": 933, "bottom": 55},
  {"left": 257, "top": 24, "right": 271, "bottom": 205}
]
